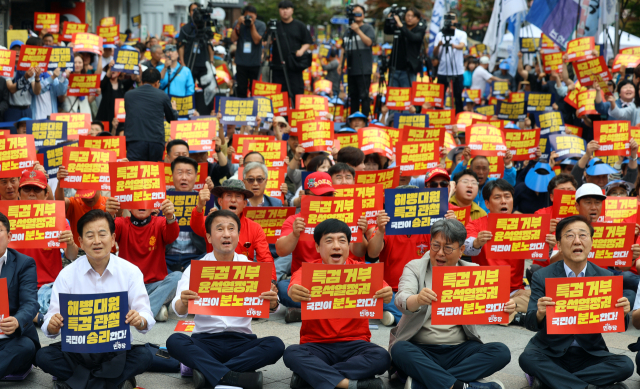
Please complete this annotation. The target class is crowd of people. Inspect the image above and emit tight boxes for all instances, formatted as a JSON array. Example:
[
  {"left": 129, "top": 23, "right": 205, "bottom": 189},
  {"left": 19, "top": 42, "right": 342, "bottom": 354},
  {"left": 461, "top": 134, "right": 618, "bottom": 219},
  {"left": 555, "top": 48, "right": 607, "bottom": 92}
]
[{"left": 1, "top": 1, "right": 640, "bottom": 389}]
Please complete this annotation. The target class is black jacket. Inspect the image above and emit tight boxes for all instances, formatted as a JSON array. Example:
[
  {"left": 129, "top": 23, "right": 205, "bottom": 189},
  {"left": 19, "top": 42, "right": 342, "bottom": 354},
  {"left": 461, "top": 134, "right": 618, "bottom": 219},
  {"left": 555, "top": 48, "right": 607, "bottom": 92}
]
[
  {"left": 524, "top": 260, "right": 628, "bottom": 357},
  {"left": 399, "top": 21, "right": 427, "bottom": 74},
  {"left": 0, "top": 78, "right": 9, "bottom": 122},
  {"left": 123, "top": 84, "right": 178, "bottom": 145}
]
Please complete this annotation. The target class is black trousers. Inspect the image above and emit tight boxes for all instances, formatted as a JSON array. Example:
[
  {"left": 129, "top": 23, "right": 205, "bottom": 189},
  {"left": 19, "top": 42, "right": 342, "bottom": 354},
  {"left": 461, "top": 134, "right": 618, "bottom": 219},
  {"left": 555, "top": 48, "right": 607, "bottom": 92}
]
[
  {"left": 437, "top": 74, "right": 464, "bottom": 114},
  {"left": 126, "top": 141, "right": 165, "bottom": 162},
  {"left": 36, "top": 344, "right": 152, "bottom": 387},
  {"left": 0, "top": 336, "right": 36, "bottom": 378},
  {"left": 390, "top": 340, "right": 510, "bottom": 389},
  {"left": 236, "top": 65, "right": 262, "bottom": 98},
  {"left": 347, "top": 73, "right": 372, "bottom": 117},
  {"left": 519, "top": 344, "right": 633, "bottom": 389},
  {"left": 283, "top": 340, "right": 390, "bottom": 389},
  {"left": 271, "top": 68, "right": 304, "bottom": 102},
  {"left": 167, "top": 332, "right": 284, "bottom": 387}
]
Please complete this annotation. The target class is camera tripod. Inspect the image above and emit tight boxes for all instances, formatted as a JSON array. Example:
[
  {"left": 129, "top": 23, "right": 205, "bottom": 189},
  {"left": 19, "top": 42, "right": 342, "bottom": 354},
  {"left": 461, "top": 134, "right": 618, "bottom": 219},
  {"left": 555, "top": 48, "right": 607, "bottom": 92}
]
[
  {"left": 262, "top": 22, "right": 294, "bottom": 109},
  {"left": 183, "top": 21, "right": 223, "bottom": 96},
  {"left": 374, "top": 22, "right": 401, "bottom": 118},
  {"left": 438, "top": 35, "right": 461, "bottom": 111}
]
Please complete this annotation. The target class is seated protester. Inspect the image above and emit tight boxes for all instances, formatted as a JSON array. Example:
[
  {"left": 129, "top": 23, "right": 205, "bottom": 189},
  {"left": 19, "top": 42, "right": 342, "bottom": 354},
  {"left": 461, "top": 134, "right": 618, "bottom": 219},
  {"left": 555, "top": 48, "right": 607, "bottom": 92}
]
[
  {"left": 0, "top": 176, "right": 19, "bottom": 200},
  {"left": 37, "top": 210, "right": 155, "bottom": 389},
  {"left": 594, "top": 79, "right": 637, "bottom": 120},
  {"left": 0, "top": 212, "right": 41, "bottom": 378},
  {"left": 606, "top": 180, "right": 633, "bottom": 197},
  {"left": 166, "top": 156, "right": 208, "bottom": 271},
  {"left": 111, "top": 198, "right": 180, "bottom": 322},
  {"left": 165, "top": 139, "right": 230, "bottom": 188},
  {"left": 167, "top": 210, "right": 284, "bottom": 389},
  {"left": 519, "top": 215, "right": 634, "bottom": 389},
  {"left": 390, "top": 219, "right": 512, "bottom": 389},
  {"left": 449, "top": 169, "right": 487, "bottom": 221},
  {"left": 559, "top": 158, "right": 578, "bottom": 175},
  {"left": 287, "top": 148, "right": 332, "bottom": 196},
  {"left": 291, "top": 154, "right": 334, "bottom": 208},
  {"left": 276, "top": 172, "right": 367, "bottom": 323},
  {"left": 190, "top": 179, "right": 277, "bottom": 281},
  {"left": 284, "top": 219, "right": 392, "bottom": 389},
  {"left": 465, "top": 179, "right": 556, "bottom": 326},
  {"left": 336, "top": 146, "right": 366, "bottom": 171},
  {"left": 368, "top": 185, "right": 433, "bottom": 327},
  {"left": 15, "top": 170, "right": 78, "bottom": 325},
  {"left": 328, "top": 163, "right": 356, "bottom": 186},
  {"left": 243, "top": 162, "right": 285, "bottom": 207},
  {"left": 571, "top": 139, "right": 638, "bottom": 188},
  {"left": 514, "top": 163, "right": 555, "bottom": 214},
  {"left": 451, "top": 148, "right": 516, "bottom": 213}
]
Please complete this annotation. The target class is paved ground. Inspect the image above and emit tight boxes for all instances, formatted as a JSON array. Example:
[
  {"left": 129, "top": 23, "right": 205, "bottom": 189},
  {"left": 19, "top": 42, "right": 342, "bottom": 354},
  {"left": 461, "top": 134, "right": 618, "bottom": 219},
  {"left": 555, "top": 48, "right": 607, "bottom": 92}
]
[{"left": 5, "top": 307, "right": 640, "bottom": 389}]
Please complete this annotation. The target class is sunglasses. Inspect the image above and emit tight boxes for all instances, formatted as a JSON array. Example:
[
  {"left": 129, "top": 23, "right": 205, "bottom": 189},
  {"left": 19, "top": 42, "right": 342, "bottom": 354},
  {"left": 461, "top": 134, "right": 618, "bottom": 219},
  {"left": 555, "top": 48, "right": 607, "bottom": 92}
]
[
  {"left": 245, "top": 177, "right": 266, "bottom": 184},
  {"left": 427, "top": 180, "right": 449, "bottom": 188}
]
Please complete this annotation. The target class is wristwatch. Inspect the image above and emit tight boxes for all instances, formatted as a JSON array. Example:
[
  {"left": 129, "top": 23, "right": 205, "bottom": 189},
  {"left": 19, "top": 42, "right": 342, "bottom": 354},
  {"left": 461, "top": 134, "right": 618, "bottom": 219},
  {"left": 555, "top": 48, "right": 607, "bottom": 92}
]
[{"left": 166, "top": 215, "right": 176, "bottom": 223}]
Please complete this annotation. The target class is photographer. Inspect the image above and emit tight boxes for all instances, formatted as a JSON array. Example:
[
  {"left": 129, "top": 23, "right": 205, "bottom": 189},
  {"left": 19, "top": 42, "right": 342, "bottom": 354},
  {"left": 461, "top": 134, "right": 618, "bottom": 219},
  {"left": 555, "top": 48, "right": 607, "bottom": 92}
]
[
  {"left": 388, "top": 7, "right": 427, "bottom": 88},
  {"left": 342, "top": 4, "right": 375, "bottom": 116},
  {"left": 271, "top": 0, "right": 313, "bottom": 100},
  {"left": 433, "top": 12, "right": 467, "bottom": 113},
  {"left": 177, "top": 2, "right": 215, "bottom": 85},
  {"left": 231, "top": 5, "right": 266, "bottom": 98}
]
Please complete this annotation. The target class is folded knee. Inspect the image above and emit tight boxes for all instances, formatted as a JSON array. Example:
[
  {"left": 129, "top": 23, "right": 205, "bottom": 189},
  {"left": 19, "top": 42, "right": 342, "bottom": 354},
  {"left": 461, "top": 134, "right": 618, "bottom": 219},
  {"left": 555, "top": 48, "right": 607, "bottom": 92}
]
[
  {"left": 282, "top": 345, "right": 303, "bottom": 368},
  {"left": 166, "top": 333, "right": 189, "bottom": 354}
]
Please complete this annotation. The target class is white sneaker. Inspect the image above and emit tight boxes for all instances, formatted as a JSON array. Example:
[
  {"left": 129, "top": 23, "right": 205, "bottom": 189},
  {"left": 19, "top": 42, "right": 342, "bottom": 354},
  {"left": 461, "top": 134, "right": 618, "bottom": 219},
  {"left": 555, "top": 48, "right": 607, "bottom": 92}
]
[
  {"left": 404, "top": 376, "right": 413, "bottom": 389},
  {"left": 155, "top": 305, "right": 168, "bottom": 322},
  {"left": 381, "top": 311, "right": 395, "bottom": 326}
]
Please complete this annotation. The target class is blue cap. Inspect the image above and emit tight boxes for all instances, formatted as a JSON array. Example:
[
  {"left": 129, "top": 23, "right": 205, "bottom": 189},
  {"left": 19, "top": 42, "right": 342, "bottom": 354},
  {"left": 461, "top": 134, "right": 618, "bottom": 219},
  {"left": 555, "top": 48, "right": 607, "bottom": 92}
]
[
  {"left": 104, "top": 44, "right": 117, "bottom": 49},
  {"left": 348, "top": 111, "right": 367, "bottom": 120},
  {"left": 505, "top": 122, "right": 519, "bottom": 129},
  {"left": 605, "top": 180, "right": 633, "bottom": 196},
  {"left": 586, "top": 158, "right": 618, "bottom": 176},
  {"left": 335, "top": 126, "right": 356, "bottom": 134},
  {"left": 328, "top": 96, "right": 344, "bottom": 105},
  {"left": 10, "top": 40, "right": 23, "bottom": 49},
  {"left": 16, "top": 117, "right": 32, "bottom": 122},
  {"left": 560, "top": 158, "right": 578, "bottom": 166},
  {"left": 525, "top": 162, "right": 554, "bottom": 193},
  {"left": 499, "top": 60, "right": 510, "bottom": 70}
]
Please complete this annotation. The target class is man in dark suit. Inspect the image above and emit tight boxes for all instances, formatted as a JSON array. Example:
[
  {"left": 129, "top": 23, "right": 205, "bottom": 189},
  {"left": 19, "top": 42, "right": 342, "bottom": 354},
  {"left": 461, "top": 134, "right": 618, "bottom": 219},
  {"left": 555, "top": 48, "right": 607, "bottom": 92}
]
[
  {"left": 123, "top": 68, "right": 179, "bottom": 162},
  {"left": 0, "top": 212, "right": 40, "bottom": 378},
  {"left": 519, "top": 215, "right": 634, "bottom": 389}
]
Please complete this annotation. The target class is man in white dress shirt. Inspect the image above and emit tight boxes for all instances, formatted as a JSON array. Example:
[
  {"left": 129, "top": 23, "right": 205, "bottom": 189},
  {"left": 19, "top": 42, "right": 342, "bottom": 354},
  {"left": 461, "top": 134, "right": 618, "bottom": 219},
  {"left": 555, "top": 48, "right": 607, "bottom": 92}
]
[
  {"left": 167, "top": 209, "right": 284, "bottom": 389},
  {"left": 36, "top": 210, "right": 155, "bottom": 389}
]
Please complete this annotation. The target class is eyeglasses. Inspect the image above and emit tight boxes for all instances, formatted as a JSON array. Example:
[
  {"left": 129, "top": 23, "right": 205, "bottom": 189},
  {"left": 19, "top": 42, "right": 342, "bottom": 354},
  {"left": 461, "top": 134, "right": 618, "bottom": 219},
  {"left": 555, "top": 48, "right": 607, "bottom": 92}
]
[
  {"left": 458, "top": 179, "right": 479, "bottom": 186},
  {"left": 430, "top": 242, "right": 457, "bottom": 255},
  {"left": 277, "top": 123, "right": 287, "bottom": 128},
  {"left": 562, "top": 233, "right": 591, "bottom": 242},
  {"left": 21, "top": 186, "right": 44, "bottom": 194},
  {"left": 246, "top": 177, "right": 266, "bottom": 184},
  {"left": 427, "top": 180, "right": 449, "bottom": 188}
]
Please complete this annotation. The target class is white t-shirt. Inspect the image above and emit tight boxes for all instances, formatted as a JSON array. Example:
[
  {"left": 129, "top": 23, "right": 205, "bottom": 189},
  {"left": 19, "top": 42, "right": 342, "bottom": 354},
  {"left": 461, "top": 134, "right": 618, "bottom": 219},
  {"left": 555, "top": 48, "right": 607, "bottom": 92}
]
[
  {"left": 435, "top": 29, "right": 467, "bottom": 76},
  {"left": 471, "top": 65, "right": 493, "bottom": 96}
]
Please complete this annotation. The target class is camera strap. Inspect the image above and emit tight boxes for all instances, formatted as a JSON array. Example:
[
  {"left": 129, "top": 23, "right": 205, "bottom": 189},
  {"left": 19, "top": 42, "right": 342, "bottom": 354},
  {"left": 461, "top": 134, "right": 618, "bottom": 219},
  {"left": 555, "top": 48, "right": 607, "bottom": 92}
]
[
  {"left": 276, "top": 21, "right": 294, "bottom": 58},
  {"left": 162, "top": 64, "right": 184, "bottom": 93}
]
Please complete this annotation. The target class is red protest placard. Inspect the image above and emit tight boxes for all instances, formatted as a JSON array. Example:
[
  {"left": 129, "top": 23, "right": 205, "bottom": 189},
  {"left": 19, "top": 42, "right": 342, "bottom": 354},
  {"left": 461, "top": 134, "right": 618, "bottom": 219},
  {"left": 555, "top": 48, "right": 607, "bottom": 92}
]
[
  {"left": 50, "top": 113, "right": 90, "bottom": 139},
  {"left": 450, "top": 205, "right": 471, "bottom": 226},
  {"left": 612, "top": 54, "right": 640, "bottom": 73},
  {"left": 299, "top": 120, "right": 334, "bottom": 153},
  {"left": 72, "top": 33, "right": 103, "bottom": 55},
  {"left": 467, "top": 124, "right": 507, "bottom": 157},
  {"left": 410, "top": 83, "right": 445, "bottom": 107},
  {"left": 386, "top": 87, "right": 412, "bottom": 110},
  {"left": 0, "top": 135, "right": 37, "bottom": 178},
  {"left": 604, "top": 197, "right": 638, "bottom": 224},
  {"left": 60, "top": 147, "right": 116, "bottom": 191},
  {"left": 188, "top": 261, "right": 272, "bottom": 318},
  {"left": 17, "top": 45, "right": 51, "bottom": 71},
  {"left": 97, "top": 25, "right": 120, "bottom": 44},
  {"left": 295, "top": 95, "right": 329, "bottom": 115},
  {"left": 114, "top": 98, "right": 125, "bottom": 122},
  {"left": 504, "top": 128, "right": 540, "bottom": 161},
  {"left": 576, "top": 90, "right": 597, "bottom": 117},
  {"left": 572, "top": 56, "right": 611, "bottom": 86},
  {"left": 355, "top": 167, "right": 400, "bottom": 190},
  {"left": 594, "top": 121, "right": 630, "bottom": 157},
  {"left": 0, "top": 50, "right": 15, "bottom": 78},
  {"left": 252, "top": 81, "right": 281, "bottom": 96},
  {"left": 67, "top": 74, "right": 100, "bottom": 96},
  {"left": 300, "top": 196, "right": 363, "bottom": 243},
  {"left": 542, "top": 51, "right": 564, "bottom": 73},
  {"left": 566, "top": 37, "right": 595, "bottom": 62},
  {"left": 289, "top": 109, "right": 319, "bottom": 133},
  {"left": 100, "top": 17, "right": 116, "bottom": 26},
  {"left": 174, "top": 320, "right": 195, "bottom": 332},
  {"left": 301, "top": 262, "right": 384, "bottom": 320},
  {"left": 0, "top": 201, "right": 66, "bottom": 249},
  {"left": 109, "top": 162, "right": 166, "bottom": 209},
  {"left": 546, "top": 276, "right": 624, "bottom": 334},
  {"left": 165, "top": 162, "right": 208, "bottom": 191},
  {"left": 552, "top": 190, "right": 579, "bottom": 219},
  {"left": 170, "top": 120, "right": 217, "bottom": 152},
  {"left": 396, "top": 140, "right": 440, "bottom": 176},
  {"left": 79, "top": 136, "right": 126, "bottom": 160},
  {"left": 61, "top": 23, "right": 88, "bottom": 42},
  {"left": 231, "top": 135, "right": 274, "bottom": 163},
  {"left": 243, "top": 140, "right": 287, "bottom": 168},
  {"left": 34, "top": 12, "right": 60, "bottom": 32},
  {"left": 431, "top": 266, "right": 510, "bottom": 325},
  {"left": 334, "top": 184, "right": 384, "bottom": 229},
  {"left": 588, "top": 222, "right": 635, "bottom": 267},
  {"left": 424, "top": 109, "right": 454, "bottom": 128},
  {"left": 243, "top": 207, "right": 296, "bottom": 244},
  {"left": 267, "top": 92, "right": 289, "bottom": 117},
  {"left": 358, "top": 127, "right": 393, "bottom": 159},
  {"left": 314, "top": 80, "right": 332, "bottom": 94},
  {"left": 335, "top": 133, "right": 359, "bottom": 149},
  {"left": 486, "top": 214, "right": 551, "bottom": 260},
  {"left": 162, "top": 24, "right": 176, "bottom": 37},
  {"left": 463, "top": 89, "right": 482, "bottom": 104}
]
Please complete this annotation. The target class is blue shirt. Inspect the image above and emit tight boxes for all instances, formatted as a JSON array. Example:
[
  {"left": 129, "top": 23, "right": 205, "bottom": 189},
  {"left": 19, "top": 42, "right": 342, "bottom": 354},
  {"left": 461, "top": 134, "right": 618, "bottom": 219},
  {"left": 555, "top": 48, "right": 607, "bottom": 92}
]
[
  {"left": 451, "top": 161, "right": 517, "bottom": 213},
  {"left": 158, "top": 64, "right": 195, "bottom": 97}
]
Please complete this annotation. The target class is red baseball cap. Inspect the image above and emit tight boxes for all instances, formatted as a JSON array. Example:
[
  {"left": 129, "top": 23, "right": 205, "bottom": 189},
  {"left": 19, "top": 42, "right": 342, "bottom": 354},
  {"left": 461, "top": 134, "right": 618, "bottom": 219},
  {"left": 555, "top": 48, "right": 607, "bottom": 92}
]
[
  {"left": 19, "top": 169, "right": 47, "bottom": 189},
  {"left": 305, "top": 172, "right": 335, "bottom": 196},
  {"left": 75, "top": 189, "right": 96, "bottom": 198},
  {"left": 424, "top": 168, "right": 450, "bottom": 184}
]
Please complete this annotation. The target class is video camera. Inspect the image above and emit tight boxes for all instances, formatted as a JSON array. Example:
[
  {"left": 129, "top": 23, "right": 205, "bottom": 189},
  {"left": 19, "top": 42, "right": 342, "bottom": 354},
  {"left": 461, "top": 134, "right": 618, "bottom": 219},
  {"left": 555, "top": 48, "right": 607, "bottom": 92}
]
[
  {"left": 267, "top": 19, "right": 278, "bottom": 31},
  {"left": 346, "top": 4, "right": 357, "bottom": 24},
  {"left": 190, "top": 1, "right": 216, "bottom": 39},
  {"left": 441, "top": 14, "right": 457, "bottom": 37},
  {"left": 383, "top": 4, "right": 407, "bottom": 35}
]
